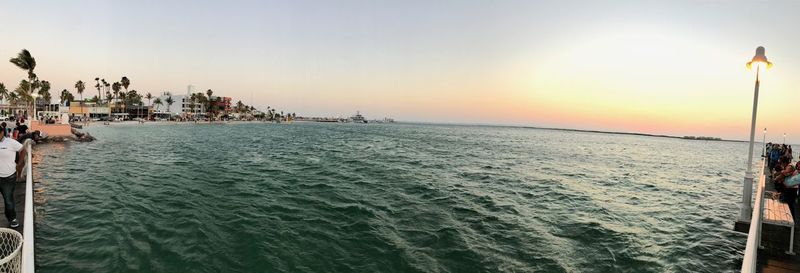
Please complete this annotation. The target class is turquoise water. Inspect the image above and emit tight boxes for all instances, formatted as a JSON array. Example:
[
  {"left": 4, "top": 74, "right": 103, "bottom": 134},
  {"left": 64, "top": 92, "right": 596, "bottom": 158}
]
[{"left": 33, "top": 123, "right": 748, "bottom": 272}]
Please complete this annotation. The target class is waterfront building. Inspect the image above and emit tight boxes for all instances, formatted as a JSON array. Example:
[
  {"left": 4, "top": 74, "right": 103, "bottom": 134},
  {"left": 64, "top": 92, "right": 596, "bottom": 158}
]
[
  {"left": 69, "top": 101, "right": 111, "bottom": 120},
  {"left": 153, "top": 91, "right": 206, "bottom": 119},
  {"left": 209, "top": 96, "right": 232, "bottom": 113},
  {"left": 125, "top": 106, "right": 152, "bottom": 120}
]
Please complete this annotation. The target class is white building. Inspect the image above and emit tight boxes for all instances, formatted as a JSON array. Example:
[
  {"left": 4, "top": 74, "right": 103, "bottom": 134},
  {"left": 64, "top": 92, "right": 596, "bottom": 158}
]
[{"left": 152, "top": 86, "right": 206, "bottom": 117}]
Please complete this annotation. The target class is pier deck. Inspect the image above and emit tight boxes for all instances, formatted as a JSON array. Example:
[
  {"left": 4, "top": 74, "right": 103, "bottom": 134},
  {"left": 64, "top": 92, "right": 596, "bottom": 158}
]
[
  {"left": 0, "top": 181, "right": 28, "bottom": 233},
  {"left": 746, "top": 167, "right": 800, "bottom": 273}
]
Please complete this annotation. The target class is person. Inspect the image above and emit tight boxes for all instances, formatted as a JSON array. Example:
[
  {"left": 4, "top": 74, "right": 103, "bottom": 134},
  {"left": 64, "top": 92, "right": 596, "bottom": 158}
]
[
  {"left": 17, "top": 131, "right": 42, "bottom": 143},
  {"left": 770, "top": 144, "right": 783, "bottom": 170},
  {"left": 0, "top": 131, "right": 27, "bottom": 228},
  {"left": 0, "top": 122, "right": 6, "bottom": 138},
  {"left": 15, "top": 119, "right": 27, "bottom": 137},
  {"left": 780, "top": 165, "right": 800, "bottom": 220}
]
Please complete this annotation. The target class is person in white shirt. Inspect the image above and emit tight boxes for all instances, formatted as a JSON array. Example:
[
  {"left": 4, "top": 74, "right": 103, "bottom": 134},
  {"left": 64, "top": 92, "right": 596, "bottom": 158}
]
[{"left": 0, "top": 132, "right": 29, "bottom": 228}]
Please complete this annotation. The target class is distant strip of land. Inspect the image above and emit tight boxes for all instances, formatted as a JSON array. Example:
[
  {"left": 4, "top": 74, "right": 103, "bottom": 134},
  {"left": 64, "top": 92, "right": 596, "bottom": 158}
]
[{"left": 398, "top": 121, "right": 748, "bottom": 143}]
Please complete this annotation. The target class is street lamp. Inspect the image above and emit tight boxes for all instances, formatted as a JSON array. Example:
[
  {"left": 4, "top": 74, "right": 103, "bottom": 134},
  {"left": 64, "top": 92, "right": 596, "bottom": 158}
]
[
  {"left": 763, "top": 128, "right": 767, "bottom": 157},
  {"left": 784, "top": 133, "right": 787, "bottom": 144},
  {"left": 740, "top": 46, "right": 772, "bottom": 222}
]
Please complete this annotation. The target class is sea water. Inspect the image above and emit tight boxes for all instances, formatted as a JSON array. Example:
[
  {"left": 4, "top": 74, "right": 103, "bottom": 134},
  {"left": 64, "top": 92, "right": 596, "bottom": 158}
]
[{"left": 33, "top": 122, "right": 748, "bottom": 272}]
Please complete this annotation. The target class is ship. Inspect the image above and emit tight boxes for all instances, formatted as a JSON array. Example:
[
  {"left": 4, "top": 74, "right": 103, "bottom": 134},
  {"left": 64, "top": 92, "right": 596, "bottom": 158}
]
[{"left": 350, "top": 111, "right": 367, "bottom": 123}]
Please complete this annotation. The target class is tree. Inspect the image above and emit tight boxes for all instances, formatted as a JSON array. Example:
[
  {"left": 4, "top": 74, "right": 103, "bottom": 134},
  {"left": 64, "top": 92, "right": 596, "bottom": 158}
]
[
  {"left": 75, "top": 80, "right": 86, "bottom": 120},
  {"left": 206, "top": 89, "right": 214, "bottom": 120},
  {"left": 145, "top": 92, "right": 153, "bottom": 120},
  {"left": 9, "top": 49, "right": 36, "bottom": 84},
  {"left": 37, "top": 80, "right": 50, "bottom": 113},
  {"left": 128, "top": 90, "right": 141, "bottom": 119},
  {"left": 15, "top": 80, "right": 33, "bottom": 106},
  {"left": 42, "top": 90, "right": 52, "bottom": 113},
  {"left": 0, "top": 83, "right": 8, "bottom": 105},
  {"left": 9, "top": 49, "right": 37, "bottom": 117},
  {"left": 94, "top": 77, "right": 101, "bottom": 102},
  {"left": 103, "top": 80, "right": 110, "bottom": 104},
  {"left": 59, "top": 89, "right": 74, "bottom": 106},
  {"left": 37, "top": 80, "right": 50, "bottom": 104},
  {"left": 165, "top": 96, "right": 174, "bottom": 118},
  {"left": 235, "top": 100, "right": 244, "bottom": 113},
  {"left": 188, "top": 93, "right": 197, "bottom": 119},
  {"left": 120, "top": 76, "right": 130, "bottom": 113},
  {"left": 75, "top": 80, "right": 85, "bottom": 102},
  {"left": 154, "top": 98, "right": 163, "bottom": 113},
  {"left": 8, "top": 93, "right": 18, "bottom": 111}
]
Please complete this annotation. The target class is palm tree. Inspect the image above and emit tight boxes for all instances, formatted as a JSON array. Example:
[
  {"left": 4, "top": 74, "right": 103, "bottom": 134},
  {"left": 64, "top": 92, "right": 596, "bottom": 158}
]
[
  {"left": 37, "top": 80, "right": 50, "bottom": 116},
  {"left": 188, "top": 93, "right": 197, "bottom": 120},
  {"left": 42, "top": 91, "right": 52, "bottom": 113},
  {"left": 120, "top": 76, "right": 130, "bottom": 113},
  {"left": 127, "top": 90, "right": 139, "bottom": 119},
  {"left": 60, "top": 89, "right": 71, "bottom": 105},
  {"left": 9, "top": 50, "right": 36, "bottom": 85},
  {"left": 9, "top": 93, "right": 18, "bottom": 116},
  {"left": 75, "top": 80, "right": 85, "bottom": 102},
  {"left": 9, "top": 49, "right": 37, "bottom": 118},
  {"left": 154, "top": 98, "right": 163, "bottom": 114},
  {"left": 206, "top": 89, "right": 213, "bottom": 120},
  {"left": 75, "top": 80, "right": 85, "bottom": 121},
  {"left": 165, "top": 96, "right": 174, "bottom": 119},
  {"left": 111, "top": 82, "right": 121, "bottom": 116},
  {"left": 145, "top": 92, "right": 153, "bottom": 120},
  {"left": 94, "top": 77, "right": 101, "bottom": 101},
  {"left": 0, "top": 83, "right": 8, "bottom": 105},
  {"left": 103, "top": 81, "right": 110, "bottom": 104}
]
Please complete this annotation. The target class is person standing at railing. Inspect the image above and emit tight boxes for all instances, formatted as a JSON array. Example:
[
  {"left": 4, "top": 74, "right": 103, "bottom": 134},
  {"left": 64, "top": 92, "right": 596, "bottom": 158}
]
[
  {"left": 0, "top": 131, "right": 29, "bottom": 228},
  {"left": 770, "top": 144, "right": 783, "bottom": 171}
]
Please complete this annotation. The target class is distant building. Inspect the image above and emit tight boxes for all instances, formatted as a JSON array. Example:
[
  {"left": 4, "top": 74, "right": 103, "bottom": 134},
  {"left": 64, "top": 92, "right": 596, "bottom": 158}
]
[
  {"left": 209, "top": 96, "right": 232, "bottom": 114},
  {"left": 69, "top": 101, "right": 111, "bottom": 119},
  {"left": 153, "top": 90, "right": 206, "bottom": 117}
]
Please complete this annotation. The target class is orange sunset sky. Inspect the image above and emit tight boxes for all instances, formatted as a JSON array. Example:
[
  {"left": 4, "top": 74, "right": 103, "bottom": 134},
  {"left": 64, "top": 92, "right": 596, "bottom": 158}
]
[{"left": 1, "top": 1, "right": 800, "bottom": 141}]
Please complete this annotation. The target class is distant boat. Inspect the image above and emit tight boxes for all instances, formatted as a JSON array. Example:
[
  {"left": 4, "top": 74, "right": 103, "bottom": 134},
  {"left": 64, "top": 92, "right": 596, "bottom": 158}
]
[{"left": 350, "top": 111, "right": 367, "bottom": 123}]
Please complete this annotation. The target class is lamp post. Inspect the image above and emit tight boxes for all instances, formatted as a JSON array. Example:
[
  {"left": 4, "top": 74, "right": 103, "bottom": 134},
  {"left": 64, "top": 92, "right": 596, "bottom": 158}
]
[
  {"left": 739, "top": 46, "right": 773, "bottom": 222},
  {"left": 763, "top": 128, "right": 767, "bottom": 157},
  {"left": 784, "top": 133, "right": 786, "bottom": 145}
]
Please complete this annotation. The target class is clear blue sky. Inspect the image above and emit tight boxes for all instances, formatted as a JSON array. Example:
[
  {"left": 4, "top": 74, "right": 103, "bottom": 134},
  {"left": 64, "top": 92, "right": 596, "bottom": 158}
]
[{"left": 2, "top": 0, "right": 800, "bottom": 140}]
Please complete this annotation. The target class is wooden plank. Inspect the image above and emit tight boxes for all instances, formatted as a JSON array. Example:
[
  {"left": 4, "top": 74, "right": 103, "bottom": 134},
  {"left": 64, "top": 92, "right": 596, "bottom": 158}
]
[{"left": 764, "top": 199, "right": 795, "bottom": 227}]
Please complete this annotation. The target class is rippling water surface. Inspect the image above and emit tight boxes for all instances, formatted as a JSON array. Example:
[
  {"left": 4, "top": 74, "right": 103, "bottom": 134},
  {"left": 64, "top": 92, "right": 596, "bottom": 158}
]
[{"left": 33, "top": 122, "right": 749, "bottom": 272}]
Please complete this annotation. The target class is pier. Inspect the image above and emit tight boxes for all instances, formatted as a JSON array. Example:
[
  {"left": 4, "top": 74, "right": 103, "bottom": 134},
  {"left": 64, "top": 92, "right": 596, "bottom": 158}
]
[
  {"left": 739, "top": 159, "right": 800, "bottom": 273},
  {"left": 0, "top": 141, "right": 38, "bottom": 272}
]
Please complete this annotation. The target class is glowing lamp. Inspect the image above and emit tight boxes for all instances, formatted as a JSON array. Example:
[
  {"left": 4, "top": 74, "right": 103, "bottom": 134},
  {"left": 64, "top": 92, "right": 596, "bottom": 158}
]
[{"left": 746, "top": 46, "right": 773, "bottom": 70}]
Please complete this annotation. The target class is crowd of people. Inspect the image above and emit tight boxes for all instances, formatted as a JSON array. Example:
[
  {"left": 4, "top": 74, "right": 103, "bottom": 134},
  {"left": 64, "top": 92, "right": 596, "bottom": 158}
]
[{"left": 767, "top": 143, "right": 800, "bottom": 220}]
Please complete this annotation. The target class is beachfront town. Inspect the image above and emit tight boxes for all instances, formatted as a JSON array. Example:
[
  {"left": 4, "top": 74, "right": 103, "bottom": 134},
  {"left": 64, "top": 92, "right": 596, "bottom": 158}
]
[
  {"left": 1, "top": 50, "right": 294, "bottom": 125},
  {"left": 1, "top": 49, "right": 393, "bottom": 130}
]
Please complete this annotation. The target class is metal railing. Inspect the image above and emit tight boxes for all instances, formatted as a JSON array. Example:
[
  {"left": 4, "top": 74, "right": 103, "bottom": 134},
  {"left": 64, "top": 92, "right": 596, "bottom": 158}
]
[
  {"left": 741, "top": 159, "right": 767, "bottom": 273},
  {"left": 21, "top": 140, "right": 33, "bottom": 273}
]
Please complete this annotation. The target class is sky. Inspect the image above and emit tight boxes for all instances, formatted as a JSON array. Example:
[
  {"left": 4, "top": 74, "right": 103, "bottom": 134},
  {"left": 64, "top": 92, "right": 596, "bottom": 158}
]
[{"left": 1, "top": 0, "right": 800, "bottom": 141}]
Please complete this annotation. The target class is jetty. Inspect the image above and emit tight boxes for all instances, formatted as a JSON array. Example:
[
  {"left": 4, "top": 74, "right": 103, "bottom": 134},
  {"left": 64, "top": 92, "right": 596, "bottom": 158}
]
[{"left": 738, "top": 159, "right": 800, "bottom": 273}]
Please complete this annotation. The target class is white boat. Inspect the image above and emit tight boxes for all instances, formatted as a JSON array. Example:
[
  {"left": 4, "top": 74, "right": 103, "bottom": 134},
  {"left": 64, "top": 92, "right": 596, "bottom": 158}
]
[{"left": 350, "top": 111, "right": 367, "bottom": 123}]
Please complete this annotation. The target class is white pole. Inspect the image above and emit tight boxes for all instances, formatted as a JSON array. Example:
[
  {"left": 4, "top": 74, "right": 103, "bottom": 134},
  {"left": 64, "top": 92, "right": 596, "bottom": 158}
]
[
  {"left": 741, "top": 65, "right": 760, "bottom": 222},
  {"left": 762, "top": 129, "right": 767, "bottom": 157}
]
